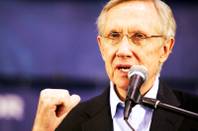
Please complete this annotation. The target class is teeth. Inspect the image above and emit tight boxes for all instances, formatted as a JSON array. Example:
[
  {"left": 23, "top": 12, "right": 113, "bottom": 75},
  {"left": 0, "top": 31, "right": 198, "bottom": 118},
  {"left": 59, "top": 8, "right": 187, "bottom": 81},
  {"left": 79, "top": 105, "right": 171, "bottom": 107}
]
[{"left": 120, "top": 68, "right": 130, "bottom": 72}]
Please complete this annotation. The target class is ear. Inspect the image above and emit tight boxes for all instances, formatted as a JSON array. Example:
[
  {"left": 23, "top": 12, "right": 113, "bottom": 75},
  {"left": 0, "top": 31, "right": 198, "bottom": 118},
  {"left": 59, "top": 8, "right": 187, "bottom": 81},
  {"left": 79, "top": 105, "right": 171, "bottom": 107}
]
[
  {"left": 159, "top": 37, "right": 175, "bottom": 63},
  {"left": 97, "top": 35, "right": 106, "bottom": 61}
]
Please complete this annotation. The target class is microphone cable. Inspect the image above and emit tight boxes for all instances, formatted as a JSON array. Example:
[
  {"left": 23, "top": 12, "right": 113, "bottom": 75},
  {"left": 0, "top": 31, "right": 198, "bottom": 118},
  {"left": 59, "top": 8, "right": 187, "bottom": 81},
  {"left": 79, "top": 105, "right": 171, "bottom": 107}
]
[{"left": 125, "top": 119, "right": 135, "bottom": 131}]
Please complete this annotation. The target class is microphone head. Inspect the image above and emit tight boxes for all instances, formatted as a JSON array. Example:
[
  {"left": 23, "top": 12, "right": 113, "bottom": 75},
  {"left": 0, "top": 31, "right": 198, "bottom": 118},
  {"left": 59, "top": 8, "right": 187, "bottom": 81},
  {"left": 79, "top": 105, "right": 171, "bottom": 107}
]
[{"left": 128, "top": 65, "right": 148, "bottom": 81}]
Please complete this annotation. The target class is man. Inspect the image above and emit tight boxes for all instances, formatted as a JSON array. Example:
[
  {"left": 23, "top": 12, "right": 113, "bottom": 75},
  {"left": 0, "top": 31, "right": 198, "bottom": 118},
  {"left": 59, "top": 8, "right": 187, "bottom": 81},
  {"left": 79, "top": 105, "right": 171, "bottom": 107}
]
[{"left": 32, "top": 0, "right": 198, "bottom": 131}]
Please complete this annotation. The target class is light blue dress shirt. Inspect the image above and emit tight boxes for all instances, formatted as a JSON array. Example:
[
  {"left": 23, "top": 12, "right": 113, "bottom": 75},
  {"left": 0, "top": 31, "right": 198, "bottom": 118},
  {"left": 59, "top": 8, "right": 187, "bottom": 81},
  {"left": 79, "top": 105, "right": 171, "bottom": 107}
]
[{"left": 110, "top": 76, "right": 159, "bottom": 131}]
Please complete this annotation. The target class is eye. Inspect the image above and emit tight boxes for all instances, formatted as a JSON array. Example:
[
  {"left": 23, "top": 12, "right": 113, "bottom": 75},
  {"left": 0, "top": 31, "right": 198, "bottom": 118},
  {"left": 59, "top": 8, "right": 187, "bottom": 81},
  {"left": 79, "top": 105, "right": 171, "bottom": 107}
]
[
  {"left": 132, "top": 32, "right": 147, "bottom": 40},
  {"left": 108, "top": 31, "right": 121, "bottom": 39}
]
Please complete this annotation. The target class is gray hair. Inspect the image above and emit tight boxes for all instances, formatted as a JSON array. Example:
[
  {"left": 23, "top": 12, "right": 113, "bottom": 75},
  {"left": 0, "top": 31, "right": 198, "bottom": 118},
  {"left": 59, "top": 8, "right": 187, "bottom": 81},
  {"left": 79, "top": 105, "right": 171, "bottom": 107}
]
[{"left": 96, "top": 0, "right": 176, "bottom": 38}]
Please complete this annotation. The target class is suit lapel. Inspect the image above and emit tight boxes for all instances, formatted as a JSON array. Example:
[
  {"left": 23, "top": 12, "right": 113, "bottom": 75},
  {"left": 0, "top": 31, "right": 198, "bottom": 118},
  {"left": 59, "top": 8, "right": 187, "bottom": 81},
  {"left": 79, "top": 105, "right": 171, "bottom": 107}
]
[
  {"left": 82, "top": 87, "right": 113, "bottom": 131},
  {"left": 82, "top": 105, "right": 113, "bottom": 131},
  {"left": 81, "top": 82, "right": 184, "bottom": 131},
  {"left": 150, "top": 82, "right": 184, "bottom": 131}
]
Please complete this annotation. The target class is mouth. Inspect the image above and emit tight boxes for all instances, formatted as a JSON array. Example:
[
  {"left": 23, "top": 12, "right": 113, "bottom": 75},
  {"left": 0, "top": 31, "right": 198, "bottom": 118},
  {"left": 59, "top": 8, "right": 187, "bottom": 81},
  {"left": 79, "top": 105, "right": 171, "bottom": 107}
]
[{"left": 116, "top": 64, "right": 132, "bottom": 73}]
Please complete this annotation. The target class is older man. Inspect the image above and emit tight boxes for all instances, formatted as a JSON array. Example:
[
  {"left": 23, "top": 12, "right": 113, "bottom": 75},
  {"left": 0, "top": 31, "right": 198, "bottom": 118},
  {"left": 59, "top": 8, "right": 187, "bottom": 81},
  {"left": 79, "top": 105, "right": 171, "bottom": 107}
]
[{"left": 32, "top": 0, "right": 198, "bottom": 131}]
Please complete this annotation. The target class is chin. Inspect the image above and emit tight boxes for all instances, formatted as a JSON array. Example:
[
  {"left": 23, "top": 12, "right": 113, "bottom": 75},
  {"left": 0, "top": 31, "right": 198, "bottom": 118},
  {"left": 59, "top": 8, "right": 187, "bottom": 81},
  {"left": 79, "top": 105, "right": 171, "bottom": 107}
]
[{"left": 116, "top": 81, "right": 129, "bottom": 90}]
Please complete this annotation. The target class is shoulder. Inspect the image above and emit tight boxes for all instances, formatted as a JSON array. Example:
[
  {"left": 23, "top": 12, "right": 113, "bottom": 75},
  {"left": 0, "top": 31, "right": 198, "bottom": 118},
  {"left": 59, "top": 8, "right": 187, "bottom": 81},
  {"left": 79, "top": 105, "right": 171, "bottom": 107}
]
[
  {"left": 175, "top": 91, "right": 198, "bottom": 130},
  {"left": 158, "top": 80, "right": 198, "bottom": 111},
  {"left": 160, "top": 81, "right": 198, "bottom": 112},
  {"left": 157, "top": 81, "right": 198, "bottom": 130},
  {"left": 151, "top": 81, "right": 198, "bottom": 131},
  {"left": 173, "top": 89, "right": 198, "bottom": 112},
  {"left": 56, "top": 87, "right": 110, "bottom": 131}
]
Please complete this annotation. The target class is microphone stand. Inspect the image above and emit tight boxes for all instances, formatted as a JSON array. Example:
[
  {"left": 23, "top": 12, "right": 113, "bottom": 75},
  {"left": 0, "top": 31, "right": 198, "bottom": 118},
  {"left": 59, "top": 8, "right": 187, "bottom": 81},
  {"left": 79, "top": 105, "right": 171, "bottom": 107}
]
[{"left": 141, "top": 97, "right": 198, "bottom": 120}]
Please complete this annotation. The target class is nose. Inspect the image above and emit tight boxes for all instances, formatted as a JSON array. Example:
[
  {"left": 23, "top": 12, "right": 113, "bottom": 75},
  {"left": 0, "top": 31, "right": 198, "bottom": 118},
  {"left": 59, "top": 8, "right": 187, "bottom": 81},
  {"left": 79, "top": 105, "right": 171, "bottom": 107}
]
[{"left": 116, "top": 36, "right": 132, "bottom": 58}]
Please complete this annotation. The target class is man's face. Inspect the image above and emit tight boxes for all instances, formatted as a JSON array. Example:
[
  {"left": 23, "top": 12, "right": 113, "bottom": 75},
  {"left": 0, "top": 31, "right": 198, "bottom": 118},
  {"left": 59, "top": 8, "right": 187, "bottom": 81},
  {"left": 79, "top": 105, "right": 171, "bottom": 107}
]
[{"left": 97, "top": 1, "right": 174, "bottom": 97}]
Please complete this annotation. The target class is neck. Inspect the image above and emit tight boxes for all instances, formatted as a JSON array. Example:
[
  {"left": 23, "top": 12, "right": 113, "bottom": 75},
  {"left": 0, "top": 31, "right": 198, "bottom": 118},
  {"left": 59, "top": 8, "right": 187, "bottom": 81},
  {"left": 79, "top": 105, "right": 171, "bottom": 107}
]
[
  {"left": 114, "top": 75, "right": 157, "bottom": 101},
  {"left": 114, "top": 86, "right": 126, "bottom": 101}
]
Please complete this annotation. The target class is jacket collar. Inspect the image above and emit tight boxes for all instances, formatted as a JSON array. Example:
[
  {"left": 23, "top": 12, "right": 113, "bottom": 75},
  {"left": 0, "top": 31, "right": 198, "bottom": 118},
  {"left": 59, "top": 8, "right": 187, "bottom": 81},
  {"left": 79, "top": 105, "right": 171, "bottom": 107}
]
[
  {"left": 81, "top": 81, "right": 184, "bottom": 131},
  {"left": 82, "top": 87, "right": 113, "bottom": 131},
  {"left": 150, "top": 81, "right": 184, "bottom": 131}
]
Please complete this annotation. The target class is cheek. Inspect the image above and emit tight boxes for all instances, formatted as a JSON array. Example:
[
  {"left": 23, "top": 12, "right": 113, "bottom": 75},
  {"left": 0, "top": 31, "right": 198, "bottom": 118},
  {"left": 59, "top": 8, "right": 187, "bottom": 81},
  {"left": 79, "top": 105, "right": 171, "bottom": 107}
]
[
  {"left": 103, "top": 45, "right": 117, "bottom": 80},
  {"left": 139, "top": 45, "right": 162, "bottom": 75}
]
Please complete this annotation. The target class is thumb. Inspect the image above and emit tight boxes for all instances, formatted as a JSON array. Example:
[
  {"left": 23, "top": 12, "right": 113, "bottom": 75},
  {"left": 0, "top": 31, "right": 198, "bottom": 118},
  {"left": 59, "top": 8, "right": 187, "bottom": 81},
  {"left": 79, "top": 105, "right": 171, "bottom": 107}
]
[
  {"left": 56, "top": 94, "right": 80, "bottom": 119},
  {"left": 70, "top": 94, "right": 81, "bottom": 109}
]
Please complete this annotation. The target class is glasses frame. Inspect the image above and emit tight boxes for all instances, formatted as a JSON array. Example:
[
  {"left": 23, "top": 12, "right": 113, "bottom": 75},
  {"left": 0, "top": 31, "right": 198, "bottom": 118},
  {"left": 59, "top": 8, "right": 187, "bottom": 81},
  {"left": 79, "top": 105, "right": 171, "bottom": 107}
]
[{"left": 100, "top": 31, "right": 166, "bottom": 46}]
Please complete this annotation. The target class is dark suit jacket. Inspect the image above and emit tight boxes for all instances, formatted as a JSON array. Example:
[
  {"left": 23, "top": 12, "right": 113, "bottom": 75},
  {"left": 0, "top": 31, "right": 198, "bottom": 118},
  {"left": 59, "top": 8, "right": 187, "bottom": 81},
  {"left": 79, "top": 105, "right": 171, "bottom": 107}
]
[{"left": 56, "top": 82, "right": 198, "bottom": 131}]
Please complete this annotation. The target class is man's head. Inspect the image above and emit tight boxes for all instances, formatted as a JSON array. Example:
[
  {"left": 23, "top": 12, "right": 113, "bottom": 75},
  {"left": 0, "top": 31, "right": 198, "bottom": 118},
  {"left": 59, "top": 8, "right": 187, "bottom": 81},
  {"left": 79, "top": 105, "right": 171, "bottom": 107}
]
[{"left": 96, "top": 0, "right": 176, "bottom": 99}]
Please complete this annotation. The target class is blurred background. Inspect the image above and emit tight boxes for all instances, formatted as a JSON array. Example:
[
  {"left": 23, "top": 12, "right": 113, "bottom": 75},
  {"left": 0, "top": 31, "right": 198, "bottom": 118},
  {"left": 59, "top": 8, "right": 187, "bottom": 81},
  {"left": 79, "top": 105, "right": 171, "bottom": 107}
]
[{"left": 0, "top": 0, "right": 198, "bottom": 130}]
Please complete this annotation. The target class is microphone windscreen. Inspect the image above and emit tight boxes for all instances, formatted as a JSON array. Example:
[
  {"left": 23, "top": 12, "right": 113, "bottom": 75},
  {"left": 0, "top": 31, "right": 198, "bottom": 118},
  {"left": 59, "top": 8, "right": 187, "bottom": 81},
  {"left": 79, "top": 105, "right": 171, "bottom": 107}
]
[{"left": 128, "top": 65, "right": 148, "bottom": 81}]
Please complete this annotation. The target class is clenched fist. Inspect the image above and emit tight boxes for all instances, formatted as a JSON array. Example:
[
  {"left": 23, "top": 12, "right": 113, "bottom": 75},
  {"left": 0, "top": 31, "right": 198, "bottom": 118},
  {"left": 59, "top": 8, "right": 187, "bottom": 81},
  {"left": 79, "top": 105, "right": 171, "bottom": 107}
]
[{"left": 32, "top": 89, "right": 80, "bottom": 131}]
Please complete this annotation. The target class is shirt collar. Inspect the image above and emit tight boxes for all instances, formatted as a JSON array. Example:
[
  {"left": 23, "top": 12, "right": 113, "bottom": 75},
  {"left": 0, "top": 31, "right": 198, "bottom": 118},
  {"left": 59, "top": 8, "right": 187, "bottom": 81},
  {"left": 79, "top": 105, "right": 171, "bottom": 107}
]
[
  {"left": 110, "top": 81, "right": 123, "bottom": 118},
  {"left": 109, "top": 75, "right": 160, "bottom": 118}
]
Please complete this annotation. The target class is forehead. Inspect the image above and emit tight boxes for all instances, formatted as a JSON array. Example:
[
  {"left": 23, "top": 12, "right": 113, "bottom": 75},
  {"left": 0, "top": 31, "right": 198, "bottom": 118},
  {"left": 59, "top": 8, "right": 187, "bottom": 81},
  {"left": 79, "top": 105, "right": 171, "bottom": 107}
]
[{"left": 104, "top": 1, "right": 162, "bottom": 34}]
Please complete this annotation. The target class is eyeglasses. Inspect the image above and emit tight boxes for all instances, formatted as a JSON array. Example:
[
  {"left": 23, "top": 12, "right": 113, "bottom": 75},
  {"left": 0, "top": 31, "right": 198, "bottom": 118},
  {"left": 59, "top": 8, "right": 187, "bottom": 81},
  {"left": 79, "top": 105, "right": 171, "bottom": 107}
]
[{"left": 101, "top": 31, "right": 165, "bottom": 46}]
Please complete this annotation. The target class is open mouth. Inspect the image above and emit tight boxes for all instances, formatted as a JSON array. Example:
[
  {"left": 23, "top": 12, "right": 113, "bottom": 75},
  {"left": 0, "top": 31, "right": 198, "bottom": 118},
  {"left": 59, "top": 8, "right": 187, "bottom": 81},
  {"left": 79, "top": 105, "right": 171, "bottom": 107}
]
[{"left": 117, "top": 65, "right": 131, "bottom": 73}]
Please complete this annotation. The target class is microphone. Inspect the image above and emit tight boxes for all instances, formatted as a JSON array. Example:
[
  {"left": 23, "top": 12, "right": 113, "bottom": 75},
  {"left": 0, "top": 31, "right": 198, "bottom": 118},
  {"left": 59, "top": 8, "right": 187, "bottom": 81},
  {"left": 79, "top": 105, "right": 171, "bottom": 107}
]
[{"left": 124, "top": 65, "right": 148, "bottom": 120}]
